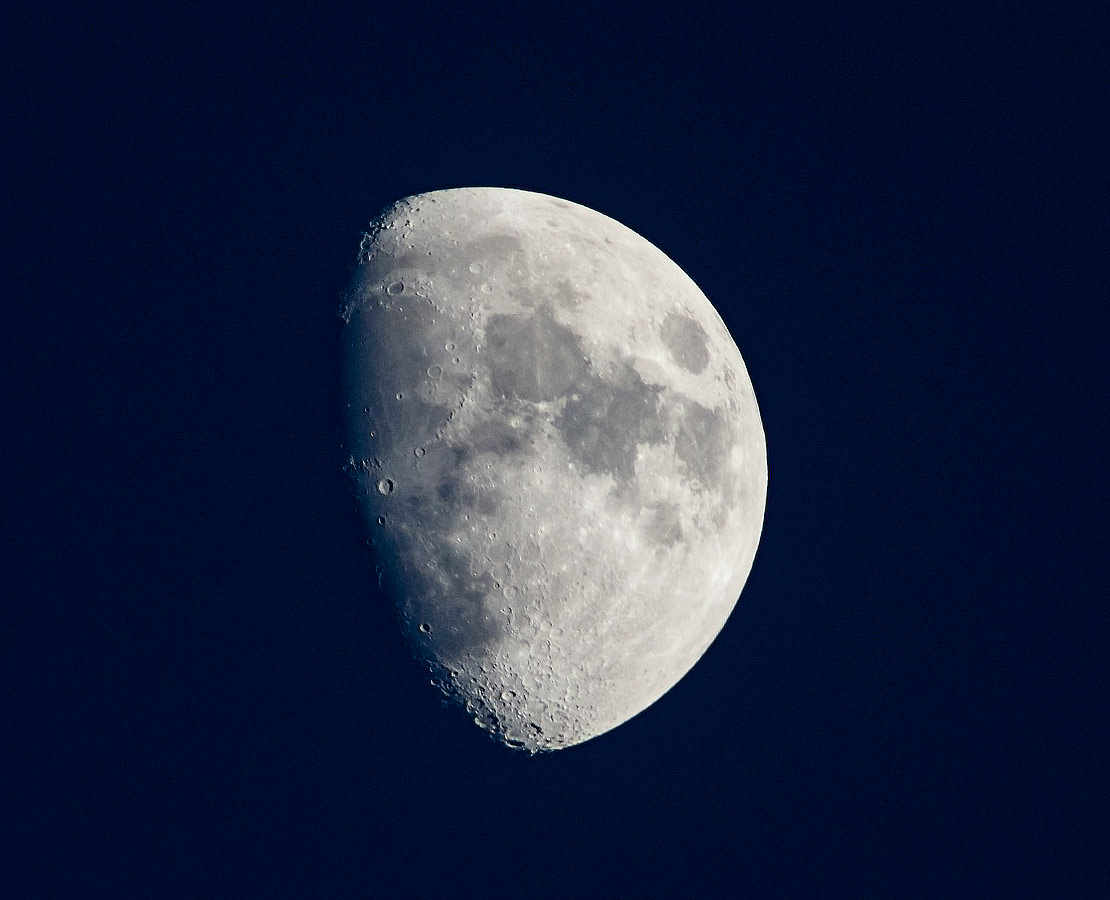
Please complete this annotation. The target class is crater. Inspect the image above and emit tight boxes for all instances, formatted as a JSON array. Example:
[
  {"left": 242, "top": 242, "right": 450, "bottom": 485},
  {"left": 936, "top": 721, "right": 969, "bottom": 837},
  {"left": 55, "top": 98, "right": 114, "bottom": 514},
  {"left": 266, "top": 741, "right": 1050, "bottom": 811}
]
[{"left": 660, "top": 311, "right": 710, "bottom": 374}]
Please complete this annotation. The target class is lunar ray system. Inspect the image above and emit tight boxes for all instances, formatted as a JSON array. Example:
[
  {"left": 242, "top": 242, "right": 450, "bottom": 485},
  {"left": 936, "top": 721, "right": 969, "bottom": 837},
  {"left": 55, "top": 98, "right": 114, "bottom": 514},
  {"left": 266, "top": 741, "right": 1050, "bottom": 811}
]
[{"left": 341, "top": 187, "right": 766, "bottom": 752}]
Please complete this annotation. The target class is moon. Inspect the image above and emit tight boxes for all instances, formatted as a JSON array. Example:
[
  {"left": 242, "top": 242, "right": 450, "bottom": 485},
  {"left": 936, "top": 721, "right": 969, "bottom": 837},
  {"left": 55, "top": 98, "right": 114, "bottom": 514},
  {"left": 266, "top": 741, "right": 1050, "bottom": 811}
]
[{"left": 341, "top": 188, "right": 767, "bottom": 751}]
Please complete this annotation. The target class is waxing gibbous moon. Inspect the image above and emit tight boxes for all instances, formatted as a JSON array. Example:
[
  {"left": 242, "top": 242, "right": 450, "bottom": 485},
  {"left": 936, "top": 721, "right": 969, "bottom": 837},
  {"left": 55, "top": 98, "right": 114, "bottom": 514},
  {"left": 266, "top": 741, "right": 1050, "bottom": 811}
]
[{"left": 341, "top": 187, "right": 767, "bottom": 752}]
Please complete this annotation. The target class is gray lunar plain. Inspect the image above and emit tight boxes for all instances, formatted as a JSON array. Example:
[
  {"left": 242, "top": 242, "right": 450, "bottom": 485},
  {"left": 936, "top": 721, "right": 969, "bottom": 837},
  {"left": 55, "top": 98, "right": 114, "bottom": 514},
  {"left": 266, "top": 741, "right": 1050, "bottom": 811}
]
[{"left": 341, "top": 187, "right": 767, "bottom": 751}]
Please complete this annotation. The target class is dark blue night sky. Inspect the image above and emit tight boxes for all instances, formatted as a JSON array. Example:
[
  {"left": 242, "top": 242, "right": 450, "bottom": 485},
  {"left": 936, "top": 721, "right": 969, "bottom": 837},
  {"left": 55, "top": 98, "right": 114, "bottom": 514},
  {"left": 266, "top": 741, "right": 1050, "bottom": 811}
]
[{"left": 8, "top": 3, "right": 1105, "bottom": 896}]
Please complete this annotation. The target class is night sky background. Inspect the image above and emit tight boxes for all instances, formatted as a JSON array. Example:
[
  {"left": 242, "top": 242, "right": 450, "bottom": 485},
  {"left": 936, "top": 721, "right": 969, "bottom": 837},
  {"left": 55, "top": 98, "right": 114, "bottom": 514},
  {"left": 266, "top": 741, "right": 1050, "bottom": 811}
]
[{"left": 8, "top": 3, "right": 1106, "bottom": 896}]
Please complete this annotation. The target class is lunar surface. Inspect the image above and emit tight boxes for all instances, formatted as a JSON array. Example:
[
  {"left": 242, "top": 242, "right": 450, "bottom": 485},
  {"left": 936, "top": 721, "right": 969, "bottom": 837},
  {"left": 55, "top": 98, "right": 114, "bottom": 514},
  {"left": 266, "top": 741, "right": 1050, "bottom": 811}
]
[{"left": 341, "top": 187, "right": 766, "bottom": 751}]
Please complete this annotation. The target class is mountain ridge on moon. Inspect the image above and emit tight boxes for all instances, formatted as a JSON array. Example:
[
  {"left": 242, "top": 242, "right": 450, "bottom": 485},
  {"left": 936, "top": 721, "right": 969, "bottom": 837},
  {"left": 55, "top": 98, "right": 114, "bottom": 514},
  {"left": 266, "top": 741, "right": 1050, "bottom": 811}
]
[{"left": 342, "top": 187, "right": 767, "bottom": 752}]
